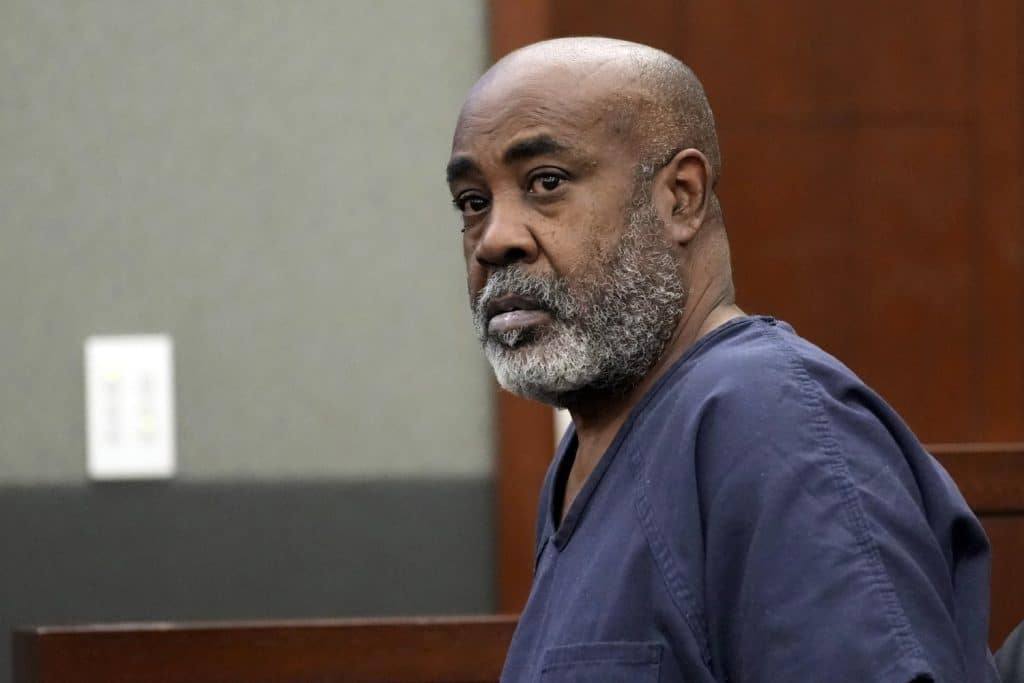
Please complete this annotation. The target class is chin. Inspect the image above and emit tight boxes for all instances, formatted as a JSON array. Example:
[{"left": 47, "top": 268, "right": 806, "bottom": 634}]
[
  {"left": 488, "top": 342, "right": 654, "bottom": 409},
  {"left": 495, "top": 376, "right": 573, "bottom": 408},
  {"left": 487, "top": 354, "right": 595, "bottom": 409}
]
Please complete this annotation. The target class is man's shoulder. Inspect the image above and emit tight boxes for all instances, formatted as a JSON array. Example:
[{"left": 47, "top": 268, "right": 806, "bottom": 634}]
[
  {"left": 644, "top": 315, "right": 858, "bottom": 421},
  {"left": 630, "top": 316, "right": 897, "bottom": 493}
]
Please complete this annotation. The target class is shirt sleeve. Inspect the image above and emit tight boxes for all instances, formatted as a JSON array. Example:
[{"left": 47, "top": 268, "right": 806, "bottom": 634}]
[{"left": 690, "top": 337, "right": 989, "bottom": 682}]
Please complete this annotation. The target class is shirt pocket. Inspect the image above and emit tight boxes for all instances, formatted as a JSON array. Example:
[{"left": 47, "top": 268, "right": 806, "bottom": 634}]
[{"left": 539, "top": 641, "right": 663, "bottom": 682}]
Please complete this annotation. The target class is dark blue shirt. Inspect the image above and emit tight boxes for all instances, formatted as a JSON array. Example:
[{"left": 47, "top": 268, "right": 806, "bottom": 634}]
[{"left": 501, "top": 316, "right": 997, "bottom": 682}]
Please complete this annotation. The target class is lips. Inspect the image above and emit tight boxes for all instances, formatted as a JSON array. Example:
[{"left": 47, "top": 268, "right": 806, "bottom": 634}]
[{"left": 485, "top": 295, "right": 552, "bottom": 335}]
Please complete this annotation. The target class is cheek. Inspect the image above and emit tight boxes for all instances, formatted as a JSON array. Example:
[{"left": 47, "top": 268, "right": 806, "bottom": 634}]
[
  {"left": 532, "top": 200, "right": 608, "bottom": 270},
  {"left": 550, "top": 221, "right": 617, "bottom": 281}
]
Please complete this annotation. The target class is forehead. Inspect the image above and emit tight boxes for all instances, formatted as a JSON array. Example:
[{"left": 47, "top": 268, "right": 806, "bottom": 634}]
[{"left": 450, "top": 64, "right": 632, "bottom": 161}]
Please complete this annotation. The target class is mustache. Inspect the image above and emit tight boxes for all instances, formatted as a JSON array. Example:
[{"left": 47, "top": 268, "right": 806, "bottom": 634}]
[{"left": 473, "top": 268, "right": 567, "bottom": 327}]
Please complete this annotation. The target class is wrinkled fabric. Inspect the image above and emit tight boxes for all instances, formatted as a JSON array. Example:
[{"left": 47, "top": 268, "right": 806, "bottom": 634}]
[{"left": 501, "top": 316, "right": 998, "bottom": 683}]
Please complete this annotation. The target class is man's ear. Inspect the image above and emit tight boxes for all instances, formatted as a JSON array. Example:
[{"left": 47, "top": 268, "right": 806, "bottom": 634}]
[{"left": 654, "top": 148, "right": 713, "bottom": 245}]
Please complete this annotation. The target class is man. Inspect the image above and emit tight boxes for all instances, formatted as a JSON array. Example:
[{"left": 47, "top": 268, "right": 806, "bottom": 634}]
[{"left": 446, "top": 37, "right": 998, "bottom": 682}]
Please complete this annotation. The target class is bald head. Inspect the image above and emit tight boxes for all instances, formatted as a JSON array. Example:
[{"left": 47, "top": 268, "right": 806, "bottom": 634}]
[{"left": 460, "top": 37, "right": 721, "bottom": 198}]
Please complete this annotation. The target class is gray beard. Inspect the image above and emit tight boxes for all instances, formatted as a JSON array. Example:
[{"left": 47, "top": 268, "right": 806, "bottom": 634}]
[{"left": 470, "top": 198, "right": 686, "bottom": 408}]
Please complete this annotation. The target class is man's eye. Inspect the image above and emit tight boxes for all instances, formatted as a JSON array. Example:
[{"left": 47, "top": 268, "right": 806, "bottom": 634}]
[
  {"left": 454, "top": 194, "right": 489, "bottom": 216},
  {"left": 528, "top": 173, "right": 566, "bottom": 194}
]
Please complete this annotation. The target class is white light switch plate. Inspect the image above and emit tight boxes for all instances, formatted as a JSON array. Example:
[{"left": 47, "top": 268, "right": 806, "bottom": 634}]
[{"left": 85, "top": 335, "right": 176, "bottom": 480}]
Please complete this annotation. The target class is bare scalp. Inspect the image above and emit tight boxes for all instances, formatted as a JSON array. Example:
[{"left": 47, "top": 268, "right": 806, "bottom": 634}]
[{"left": 458, "top": 37, "right": 721, "bottom": 191}]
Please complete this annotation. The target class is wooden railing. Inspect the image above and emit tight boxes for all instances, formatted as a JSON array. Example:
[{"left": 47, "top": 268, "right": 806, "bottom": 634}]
[
  {"left": 13, "top": 614, "right": 518, "bottom": 683},
  {"left": 931, "top": 444, "right": 1024, "bottom": 513}
]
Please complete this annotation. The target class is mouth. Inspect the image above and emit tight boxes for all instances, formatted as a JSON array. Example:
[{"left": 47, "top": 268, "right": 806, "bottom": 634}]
[{"left": 485, "top": 295, "right": 553, "bottom": 336}]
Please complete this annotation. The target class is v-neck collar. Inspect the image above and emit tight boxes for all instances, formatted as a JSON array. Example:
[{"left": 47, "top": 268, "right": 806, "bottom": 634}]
[
  {"left": 541, "top": 316, "right": 769, "bottom": 553},
  {"left": 548, "top": 419, "right": 625, "bottom": 550}
]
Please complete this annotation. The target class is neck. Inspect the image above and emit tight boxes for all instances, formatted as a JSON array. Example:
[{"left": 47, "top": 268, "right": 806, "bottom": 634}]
[{"left": 561, "top": 277, "right": 743, "bottom": 500}]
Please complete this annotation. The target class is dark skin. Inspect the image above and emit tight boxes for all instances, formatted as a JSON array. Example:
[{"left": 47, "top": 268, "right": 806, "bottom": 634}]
[{"left": 449, "top": 49, "right": 744, "bottom": 521}]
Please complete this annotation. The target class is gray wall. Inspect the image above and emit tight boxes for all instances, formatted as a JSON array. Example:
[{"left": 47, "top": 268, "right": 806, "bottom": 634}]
[
  {"left": 1, "top": 0, "right": 491, "bottom": 483},
  {"left": 1, "top": 2, "right": 493, "bottom": 680}
]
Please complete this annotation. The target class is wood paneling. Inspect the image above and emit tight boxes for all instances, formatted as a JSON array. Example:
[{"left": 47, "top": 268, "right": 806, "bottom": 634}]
[
  {"left": 642, "top": 0, "right": 1019, "bottom": 445},
  {"left": 674, "top": 1, "right": 970, "bottom": 123},
  {"left": 548, "top": 0, "right": 680, "bottom": 54},
  {"left": 13, "top": 615, "right": 517, "bottom": 683},
  {"left": 975, "top": 0, "right": 1024, "bottom": 442},
  {"left": 495, "top": 392, "right": 553, "bottom": 613},
  {"left": 489, "top": 0, "right": 550, "bottom": 61},
  {"left": 489, "top": 0, "right": 1024, "bottom": 648}
]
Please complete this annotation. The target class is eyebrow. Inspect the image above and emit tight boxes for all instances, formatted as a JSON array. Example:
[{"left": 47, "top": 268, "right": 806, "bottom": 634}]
[
  {"left": 445, "top": 156, "right": 479, "bottom": 184},
  {"left": 502, "top": 134, "right": 571, "bottom": 164},
  {"left": 446, "top": 134, "right": 574, "bottom": 185}
]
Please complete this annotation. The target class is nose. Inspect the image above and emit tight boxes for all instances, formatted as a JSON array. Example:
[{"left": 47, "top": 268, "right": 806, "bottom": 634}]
[{"left": 473, "top": 198, "right": 539, "bottom": 269}]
